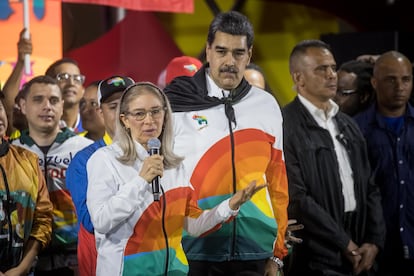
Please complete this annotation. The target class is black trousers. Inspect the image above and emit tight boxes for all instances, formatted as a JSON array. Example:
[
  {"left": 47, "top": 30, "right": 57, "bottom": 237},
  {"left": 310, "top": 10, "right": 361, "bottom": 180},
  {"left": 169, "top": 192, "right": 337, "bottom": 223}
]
[{"left": 188, "top": 259, "right": 266, "bottom": 276}]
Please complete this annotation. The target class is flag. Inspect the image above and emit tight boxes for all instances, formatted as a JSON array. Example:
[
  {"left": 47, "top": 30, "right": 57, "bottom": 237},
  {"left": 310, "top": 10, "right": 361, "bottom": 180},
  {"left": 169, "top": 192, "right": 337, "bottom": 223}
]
[{"left": 62, "top": 0, "right": 194, "bottom": 13}]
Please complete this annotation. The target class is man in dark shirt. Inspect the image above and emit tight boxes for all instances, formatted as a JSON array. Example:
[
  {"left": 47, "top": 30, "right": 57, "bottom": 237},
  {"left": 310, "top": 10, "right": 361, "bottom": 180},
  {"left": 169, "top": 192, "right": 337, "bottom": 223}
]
[
  {"left": 354, "top": 50, "right": 414, "bottom": 276},
  {"left": 283, "top": 39, "right": 385, "bottom": 276}
]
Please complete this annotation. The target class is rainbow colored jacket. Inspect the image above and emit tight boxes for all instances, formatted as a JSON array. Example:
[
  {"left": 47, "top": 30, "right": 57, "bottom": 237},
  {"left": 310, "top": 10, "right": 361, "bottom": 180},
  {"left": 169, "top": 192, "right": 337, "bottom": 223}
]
[
  {"left": 166, "top": 69, "right": 289, "bottom": 261},
  {"left": 86, "top": 141, "right": 238, "bottom": 276},
  {"left": 12, "top": 128, "right": 92, "bottom": 269},
  {"left": 0, "top": 144, "right": 52, "bottom": 271}
]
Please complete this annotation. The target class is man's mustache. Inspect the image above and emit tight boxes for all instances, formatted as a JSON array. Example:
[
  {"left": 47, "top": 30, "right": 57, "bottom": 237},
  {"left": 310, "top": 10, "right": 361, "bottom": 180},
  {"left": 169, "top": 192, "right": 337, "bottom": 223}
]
[{"left": 220, "top": 67, "right": 238, "bottom": 74}]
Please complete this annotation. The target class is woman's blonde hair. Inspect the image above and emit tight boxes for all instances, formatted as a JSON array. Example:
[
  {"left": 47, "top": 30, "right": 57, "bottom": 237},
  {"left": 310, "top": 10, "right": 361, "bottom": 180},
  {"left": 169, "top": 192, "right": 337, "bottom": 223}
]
[{"left": 115, "top": 81, "right": 183, "bottom": 168}]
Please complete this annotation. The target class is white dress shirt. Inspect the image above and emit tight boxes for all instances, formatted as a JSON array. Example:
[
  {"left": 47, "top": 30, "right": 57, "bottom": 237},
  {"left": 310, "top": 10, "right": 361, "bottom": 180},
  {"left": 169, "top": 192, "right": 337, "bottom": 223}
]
[{"left": 298, "top": 94, "right": 356, "bottom": 212}]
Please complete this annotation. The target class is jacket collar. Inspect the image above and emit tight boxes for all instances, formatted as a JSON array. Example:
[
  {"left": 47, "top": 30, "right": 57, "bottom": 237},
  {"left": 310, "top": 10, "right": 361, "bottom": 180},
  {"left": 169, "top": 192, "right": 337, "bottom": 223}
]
[{"left": 164, "top": 63, "right": 252, "bottom": 112}]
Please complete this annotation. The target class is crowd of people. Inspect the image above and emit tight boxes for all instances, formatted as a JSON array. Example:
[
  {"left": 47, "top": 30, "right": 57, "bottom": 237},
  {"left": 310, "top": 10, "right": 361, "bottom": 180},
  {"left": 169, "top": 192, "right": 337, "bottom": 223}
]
[{"left": 1, "top": 10, "right": 413, "bottom": 276}]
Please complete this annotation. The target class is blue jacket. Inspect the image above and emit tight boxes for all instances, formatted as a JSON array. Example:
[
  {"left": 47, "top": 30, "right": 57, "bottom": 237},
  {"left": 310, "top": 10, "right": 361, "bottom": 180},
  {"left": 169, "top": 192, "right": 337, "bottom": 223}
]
[
  {"left": 354, "top": 103, "right": 414, "bottom": 260},
  {"left": 66, "top": 137, "right": 108, "bottom": 233}
]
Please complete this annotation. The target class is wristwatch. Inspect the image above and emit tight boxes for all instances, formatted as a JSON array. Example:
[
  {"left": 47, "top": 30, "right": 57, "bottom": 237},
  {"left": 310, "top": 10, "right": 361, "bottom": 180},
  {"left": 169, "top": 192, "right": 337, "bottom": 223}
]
[{"left": 269, "top": 256, "right": 284, "bottom": 269}]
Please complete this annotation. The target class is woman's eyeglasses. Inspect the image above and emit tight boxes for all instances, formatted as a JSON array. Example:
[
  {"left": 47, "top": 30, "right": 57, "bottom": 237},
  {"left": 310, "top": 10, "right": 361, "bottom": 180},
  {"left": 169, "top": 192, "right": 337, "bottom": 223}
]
[{"left": 125, "top": 107, "right": 166, "bottom": 121}]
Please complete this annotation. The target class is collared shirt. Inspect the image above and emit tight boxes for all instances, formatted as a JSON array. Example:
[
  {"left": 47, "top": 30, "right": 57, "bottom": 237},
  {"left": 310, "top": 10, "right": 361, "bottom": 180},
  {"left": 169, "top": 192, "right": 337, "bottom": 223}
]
[
  {"left": 298, "top": 94, "right": 356, "bottom": 212},
  {"left": 58, "top": 113, "right": 84, "bottom": 134},
  {"left": 206, "top": 69, "right": 230, "bottom": 98},
  {"left": 60, "top": 113, "right": 84, "bottom": 134},
  {"left": 354, "top": 103, "right": 414, "bottom": 259},
  {"left": 166, "top": 66, "right": 289, "bottom": 260}
]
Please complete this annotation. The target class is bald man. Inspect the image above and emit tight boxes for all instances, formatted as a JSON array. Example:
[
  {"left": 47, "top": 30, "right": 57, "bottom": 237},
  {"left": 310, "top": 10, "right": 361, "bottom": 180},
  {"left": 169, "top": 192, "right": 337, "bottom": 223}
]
[{"left": 354, "top": 51, "right": 414, "bottom": 276}]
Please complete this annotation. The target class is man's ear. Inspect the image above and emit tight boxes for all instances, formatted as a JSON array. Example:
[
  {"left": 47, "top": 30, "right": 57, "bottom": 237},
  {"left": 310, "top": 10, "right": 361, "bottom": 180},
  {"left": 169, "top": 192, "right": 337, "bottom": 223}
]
[
  {"left": 293, "top": 72, "right": 301, "bottom": 84},
  {"left": 371, "top": 77, "right": 377, "bottom": 90},
  {"left": 205, "top": 42, "right": 212, "bottom": 64},
  {"left": 20, "top": 99, "right": 27, "bottom": 115},
  {"left": 248, "top": 47, "right": 253, "bottom": 62}
]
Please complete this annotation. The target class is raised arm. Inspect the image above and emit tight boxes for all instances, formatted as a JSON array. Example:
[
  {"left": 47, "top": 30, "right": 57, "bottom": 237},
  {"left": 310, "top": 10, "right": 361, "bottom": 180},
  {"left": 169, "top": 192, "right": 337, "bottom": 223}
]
[{"left": 2, "top": 29, "right": 32, "bottom": 135}]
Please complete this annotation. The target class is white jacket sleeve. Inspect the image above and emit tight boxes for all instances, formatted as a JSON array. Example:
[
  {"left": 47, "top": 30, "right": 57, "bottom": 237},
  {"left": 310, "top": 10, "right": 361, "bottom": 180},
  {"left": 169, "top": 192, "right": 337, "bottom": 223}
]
[
  {"left": 184, "top": 198, "right": 239, "bottom": 237},
  {"left": 86, "top": 149, "right": 150, "bottom": 234}
]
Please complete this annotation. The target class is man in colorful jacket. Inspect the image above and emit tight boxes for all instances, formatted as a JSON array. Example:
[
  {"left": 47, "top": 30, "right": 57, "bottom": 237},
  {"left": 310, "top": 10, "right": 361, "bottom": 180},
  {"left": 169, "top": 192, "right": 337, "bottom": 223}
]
[
  {"left": 0, "top": 92, "right": 53, "bottom": 274},
  {"left": 12, "top": 75, "right": 92, "bottom": 275},
  {"left": 165, "top": 11, "right": 288, "bottom": 276}
]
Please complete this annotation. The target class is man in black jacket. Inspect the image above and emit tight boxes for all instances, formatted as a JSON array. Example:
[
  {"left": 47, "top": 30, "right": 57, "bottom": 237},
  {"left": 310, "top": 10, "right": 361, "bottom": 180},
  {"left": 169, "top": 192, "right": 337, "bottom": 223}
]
[{"left": 282, "top": 39, "right": 385, "bottom": 276}]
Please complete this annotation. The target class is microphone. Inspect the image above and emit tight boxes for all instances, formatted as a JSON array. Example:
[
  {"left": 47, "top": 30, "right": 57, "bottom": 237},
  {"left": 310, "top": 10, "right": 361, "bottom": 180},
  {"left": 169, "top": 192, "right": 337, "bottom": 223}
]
[
  {"left": 336, "top": 133, "right": 348, "bottom": 148},
  {"left": 148, "top": 137, "right": 161, "bottom": 201}
]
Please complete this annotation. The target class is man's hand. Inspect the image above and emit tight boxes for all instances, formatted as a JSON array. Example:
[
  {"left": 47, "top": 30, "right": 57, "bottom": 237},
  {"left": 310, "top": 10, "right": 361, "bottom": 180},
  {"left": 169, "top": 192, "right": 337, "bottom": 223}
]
[
  {"left": 264, "top": 258, "right": 284, "bottom": 276},
  {"left": 229, "top": 180, "right": 268, "bottom": 210},
  {"left": 354, "top": 243, "right": 379, "bottom": 274},
  {"left": 285, "top": 219, "right": 304, "bottom": 248},
  {"left": 343, "top": 240, "right": 362, "bottom": 272}
]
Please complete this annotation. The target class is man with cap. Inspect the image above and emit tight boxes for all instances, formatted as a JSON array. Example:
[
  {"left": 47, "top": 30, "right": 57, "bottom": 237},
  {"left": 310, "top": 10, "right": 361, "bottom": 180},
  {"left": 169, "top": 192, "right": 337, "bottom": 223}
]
[{"left": 66, "top": 75, "right": 134, "bottom": 276}]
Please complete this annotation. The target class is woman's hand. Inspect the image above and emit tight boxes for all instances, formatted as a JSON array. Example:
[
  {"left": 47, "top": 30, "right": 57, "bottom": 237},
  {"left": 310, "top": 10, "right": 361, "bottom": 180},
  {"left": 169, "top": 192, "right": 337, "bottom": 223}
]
[
  {"left": 229, "top": 180, "right": 268, "bottom": 210},
  {"left": 139, "top": 154, "right": 164, "bottom": 183}
]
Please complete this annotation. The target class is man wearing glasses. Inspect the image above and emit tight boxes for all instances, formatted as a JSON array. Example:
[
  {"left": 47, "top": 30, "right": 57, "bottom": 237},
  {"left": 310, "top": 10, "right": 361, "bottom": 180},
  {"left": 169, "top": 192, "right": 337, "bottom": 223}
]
[
  {"left": 45, "top": 58, "right": 86, "bottom": 133},
  {"left": 334, "top": 60, "right": 375, "bottom": 116}
]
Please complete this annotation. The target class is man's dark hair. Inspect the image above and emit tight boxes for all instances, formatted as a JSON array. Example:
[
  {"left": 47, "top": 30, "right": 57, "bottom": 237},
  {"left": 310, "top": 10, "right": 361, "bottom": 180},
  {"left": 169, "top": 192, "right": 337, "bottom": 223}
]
[
  {"left": 246, "top": 62, "right": 263, "bottom": 74},
  {"left": 207, "top": 11, "right": 254, "bottom": 49},
  {"left": 21, "top": 75, "right": 59, "bottom": 98},
  {"left": 289, "top": 39, "right": 332, "bottom": 73},
  {"left": 290, "top": 39, "right": 331, "bottom": 56},
  {"left": 45, "top": 57, "right": 80, "bottom": 78},
  {"left": 86, "top": 80, "right": 101, "bottom": 89},
  {"left": 339, "top": 60, "right": 375, "bottom": 96},
  {"left": 246, "top": 62, "right": 273, "bottom": 93}
]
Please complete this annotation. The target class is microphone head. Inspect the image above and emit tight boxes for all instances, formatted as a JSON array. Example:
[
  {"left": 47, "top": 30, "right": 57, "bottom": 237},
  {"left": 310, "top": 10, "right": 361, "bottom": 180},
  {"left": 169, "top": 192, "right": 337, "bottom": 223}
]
[{"left": 147, "top": 137, "right": 161, "bottom": 149}]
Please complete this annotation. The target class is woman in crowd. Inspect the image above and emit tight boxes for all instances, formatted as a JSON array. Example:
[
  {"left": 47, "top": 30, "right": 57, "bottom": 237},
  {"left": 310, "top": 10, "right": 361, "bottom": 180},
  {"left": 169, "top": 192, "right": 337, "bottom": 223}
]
[{"left": 86, "top": 82, "right": 265, "bottom": 276}]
